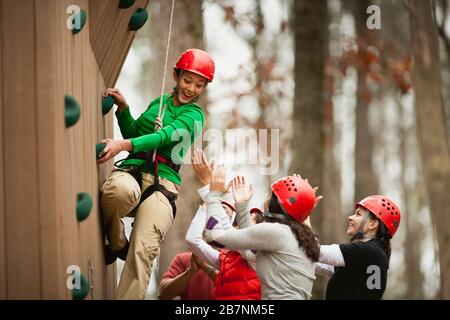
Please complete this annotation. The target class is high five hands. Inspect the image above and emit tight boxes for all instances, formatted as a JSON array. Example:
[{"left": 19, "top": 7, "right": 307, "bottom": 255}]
[
  {"left": 210, "top": 165, "right": 229, "bottom": 193},
  {"left": 293, "top": 173, "right": 323, "bottom": 209},
  {"left": 231, "top": 176, "right": 253, "bottom": 203},
  {"left": 192, "top": 148, "right": 215, "bottom": 187},
  {"left": 293, "top": 173, "right": 323, "bottom": 229}
]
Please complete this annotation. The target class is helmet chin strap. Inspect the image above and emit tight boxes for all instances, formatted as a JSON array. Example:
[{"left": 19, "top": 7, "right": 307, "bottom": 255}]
[
  {"left": 262, "top": 210, "right": 288, "bottom": 222},
  {"left": 351, "top": 210, "right": 375, "bottom": 241}
]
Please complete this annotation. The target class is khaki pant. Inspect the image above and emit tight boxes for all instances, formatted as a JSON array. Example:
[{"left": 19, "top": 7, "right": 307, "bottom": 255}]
[{"left": 100, "top": 169, "right": 178, "bottom": 300}]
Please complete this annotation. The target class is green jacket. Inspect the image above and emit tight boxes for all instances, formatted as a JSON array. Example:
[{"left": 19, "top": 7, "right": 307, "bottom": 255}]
[{"left": 115, "top": 94, "right": 205, "bottom": 185}]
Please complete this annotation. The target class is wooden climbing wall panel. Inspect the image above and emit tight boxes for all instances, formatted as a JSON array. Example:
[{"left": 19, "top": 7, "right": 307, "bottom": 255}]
[
  {"left": 0, "top": 0, "right": 5, "bottom": 301},
  {"left": 90, "top": 0, "right": 149, "bottom": 87},
  {"left": 0, "top": 0, "right": 147, "bottom": 299},
  {"left": 2, "top": 0, "right": 41, "bottom": 299}
]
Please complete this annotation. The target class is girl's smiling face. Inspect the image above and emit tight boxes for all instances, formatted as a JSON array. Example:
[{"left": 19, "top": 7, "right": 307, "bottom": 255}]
[
  {"left": 173, "top": 70, "right": 207, "bottom": 105},
  {"left": 347, "top": 207, "right": 378, "bottom": 237}
]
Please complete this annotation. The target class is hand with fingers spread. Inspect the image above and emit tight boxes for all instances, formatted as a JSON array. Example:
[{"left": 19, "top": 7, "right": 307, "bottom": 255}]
[
  {"left": 231, "top": 176, "right": 253, "bottom": 203},
  {"left": 293, "top": 174, "right": 323, "bottom": 209},
  {"left": 104, "top": 88, "right": 128, "bottom": 111},
  {"left": 210, "top": 165, "right": 228, "bottom": 193},
  {"left": 97, "top": 138, "right": 133, "bottom": 164},
  {"left": 312, "top": 186, "right": 323, "bottom": 209},
  {"left": 192, "top": 148, "right": 215, "bottom": 187}
]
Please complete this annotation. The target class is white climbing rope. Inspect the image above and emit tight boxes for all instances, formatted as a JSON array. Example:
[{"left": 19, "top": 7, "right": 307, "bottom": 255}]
[
  {"left": 155, "top": 0, "right": 176, "bottom": 132},
  {"left": 153, "top": 0, "right": 175, "bottom": 274}
]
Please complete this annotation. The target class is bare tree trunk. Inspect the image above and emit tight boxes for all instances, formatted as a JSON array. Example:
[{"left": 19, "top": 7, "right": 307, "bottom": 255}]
[
  {"left": 290, "top": 0, "right": 329, "bottom": 299},
  {"left": 351, "top": 0, "right": 379, "bottom": 201},
  {"left": 399, "top": 97, "right": 425, "bottom": 299},
  {"left": 380, "top": 0, "right": 427, "bottom": 298},
  {"left": 322, "top": 61, "right": 346, "bottom": 245},
  {"left": 434, "top": 0, "right": 450, "bottom": 154},
  {"left": 145, "top": 0, "right": 205, "bottom": 283},
  {"left": 409, "top": 0, "right": 450, "bottom": 299},
  {"left": 321, "top": 2, "right": 347, "bottom": 246}
]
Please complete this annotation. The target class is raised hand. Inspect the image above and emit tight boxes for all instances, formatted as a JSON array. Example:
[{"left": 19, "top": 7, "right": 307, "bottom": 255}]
[
  {"left": 231, "top": 176, "right": 253, "bottom": 203},
  {"left": 313, "top": 186, "right": 323, "bottom": 209},
  {"left": 192, "top": 148, "right": 215, "bottom": 187},
  {"left": 210, "top": 165, "right": 227, "bottom": 193},
  {"left": 293, "top": 174, "right": 323, "bottom": 209},
  {"left": 104, "top": 88, "right": 128, "bottom": 111}
]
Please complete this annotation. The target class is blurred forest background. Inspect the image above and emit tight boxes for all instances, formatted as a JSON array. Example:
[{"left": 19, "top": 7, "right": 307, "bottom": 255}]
[{"left": 114, "top": 0, "right": 450, "bottom": 299}]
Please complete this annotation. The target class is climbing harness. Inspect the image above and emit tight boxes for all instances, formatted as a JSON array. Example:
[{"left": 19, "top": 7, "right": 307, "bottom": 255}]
[
  {"left": 351, "top": 210, "right": 372, "bottom": 241},
  {"left": 114, "top": 149, "right": 179, "bottom": 217}
]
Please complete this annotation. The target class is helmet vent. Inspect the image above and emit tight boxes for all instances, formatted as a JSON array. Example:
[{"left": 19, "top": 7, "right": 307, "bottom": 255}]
[
  {"left": 289, "top": 197, "right": 296, "bottom": 204},
  {"left": 294, "top": 189, "right": 297, "bottom": 192},
  {"left": 288, "top": 188, "right": 291, "bottom": 191}
]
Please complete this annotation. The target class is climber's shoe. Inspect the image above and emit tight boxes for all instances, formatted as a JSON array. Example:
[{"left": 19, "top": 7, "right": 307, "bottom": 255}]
[{"left": 104, "top": 241, "right": 129, "bottom": 265}]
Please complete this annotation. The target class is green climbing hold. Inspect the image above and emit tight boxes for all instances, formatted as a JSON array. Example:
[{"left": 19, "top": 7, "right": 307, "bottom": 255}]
[
  {"left": 76, "top": 192, "right": 93, "bottom": 222},
  {"left": 119, "top": 0, "right": 136, "bottom": 9},
  {"left": 71, "top": 270, "right": 89, "bottom": 300},
  {"left": 102, "top": 95, "right": 115, "bottom": 115},
  {"left": 129, "top": 8, "right": 148, "bottom": 31},
  {"left": 96, "top": 143, "right": 106, "bottom": 160},
  {"left": 72, "top": 9, "right": 87, "bottom": 35},
  {"left": 65, "top": 95, "right": 81, "bottom": 128}
]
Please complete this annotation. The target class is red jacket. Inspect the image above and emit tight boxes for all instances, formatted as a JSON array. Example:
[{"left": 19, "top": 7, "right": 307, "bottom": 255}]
[{"left": 212, "top": 250, "right": 261, "bottom": 300}]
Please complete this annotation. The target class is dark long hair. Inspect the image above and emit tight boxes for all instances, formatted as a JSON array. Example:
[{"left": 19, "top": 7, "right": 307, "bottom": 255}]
[
  {"left": 368, "top": 213, "right": 392, "bottom": 262},
  {"left": 265, "top": 193, "right": 320, "bottom": 261}
]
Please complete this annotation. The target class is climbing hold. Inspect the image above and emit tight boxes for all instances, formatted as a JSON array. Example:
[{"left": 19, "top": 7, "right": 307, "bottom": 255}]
[
  {"left": 119, "top": 0, "right": 136, "bottom": 9},
  {"left": 71, "top": 9, "right": 87, "bottom": 35},
  {"left": 71, "top": 270, "right": 89, "bottom": 300},
  {"left": 102, "top": 95, "right": 115, "bottom": 115},
  {"left": 64, "top": 95, "right": 81, "bottom": 128},
  {"left": 129, "top": 8, "right": 148, "bottom": 31},
  {"left": 76, "top": 192, "right": 93, "bottom": 222},
  {"left": 96, "top": 143, "right": 106, "bottom": 160}
]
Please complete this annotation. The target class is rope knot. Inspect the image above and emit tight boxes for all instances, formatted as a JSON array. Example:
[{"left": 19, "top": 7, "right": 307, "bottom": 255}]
[{"left": 154, "top": 117, "right": 163, "bottom": 131}]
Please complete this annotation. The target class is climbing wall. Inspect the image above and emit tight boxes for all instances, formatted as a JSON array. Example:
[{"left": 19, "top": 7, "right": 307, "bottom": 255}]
[{"left": 0, "top": 0, "right": 148, "bottom": 299}]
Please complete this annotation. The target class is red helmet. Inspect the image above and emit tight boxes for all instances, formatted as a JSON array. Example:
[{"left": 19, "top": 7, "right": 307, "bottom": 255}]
[
  {"left": 271, "top": 176, "right": 316, "bottom": 222},
  {"left": 356, "top": 195, "right": 401, "bottom": 238},
  {"left": 174, "top": 48, "right": 215, "bottom": 82}
]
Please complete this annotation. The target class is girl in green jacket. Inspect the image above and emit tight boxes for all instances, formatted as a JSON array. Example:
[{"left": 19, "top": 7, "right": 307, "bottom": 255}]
[{"left": 98, "top": 48, "right": 215, "bottom": 300}]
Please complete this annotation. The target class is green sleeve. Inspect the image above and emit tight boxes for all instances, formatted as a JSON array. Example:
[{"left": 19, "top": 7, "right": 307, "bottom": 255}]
[
  {"left": 130, "top": 107, "right": 205, "bottom": 153},
  {"left": 115, "top": 107, "right": 138, "bottom": 139}
]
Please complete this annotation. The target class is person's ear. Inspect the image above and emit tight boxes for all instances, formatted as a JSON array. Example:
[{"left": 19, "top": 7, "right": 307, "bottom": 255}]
[{"left": 369, "top": 219, "right": 379, "bottom": 232}]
